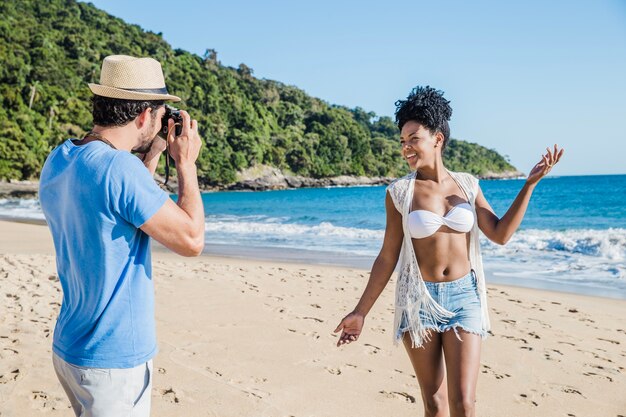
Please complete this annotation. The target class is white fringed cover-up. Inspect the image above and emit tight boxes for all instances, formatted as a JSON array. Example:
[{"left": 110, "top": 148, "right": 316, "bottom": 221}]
[{"left": 387, "top": 170, "right": 491, "bottom": 347}]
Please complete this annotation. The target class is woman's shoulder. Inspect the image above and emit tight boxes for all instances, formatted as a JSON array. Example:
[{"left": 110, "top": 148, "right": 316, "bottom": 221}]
[
  {"left": 386, "top": 172, "right": 414, "bottom": 212},
  {"left": 448, "top": 170, "right": 480, "bottom": 198},
  {"left": 387, "top": 171, "right": 415, "bottom": 189},
  {"left": 448, "top": 170, "right": 479, "bottom": 185}
]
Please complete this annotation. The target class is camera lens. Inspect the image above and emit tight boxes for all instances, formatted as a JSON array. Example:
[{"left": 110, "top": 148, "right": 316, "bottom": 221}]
[{"left": 160, "top": 105, "right": 182, "bottom": 137}]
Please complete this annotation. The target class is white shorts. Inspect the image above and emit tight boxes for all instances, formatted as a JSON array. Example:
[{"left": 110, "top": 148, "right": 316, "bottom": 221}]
[{"left": 52, "top": 352, "right": 152, "bottom": 417}]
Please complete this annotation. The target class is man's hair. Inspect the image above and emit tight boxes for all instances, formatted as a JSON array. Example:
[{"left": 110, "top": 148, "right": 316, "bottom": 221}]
[
  {"left": 394, "top": 86, "right": 453, "bottom": 151},
  {"left": 92, "top": 95, "right": 164, "bottom": 127}
]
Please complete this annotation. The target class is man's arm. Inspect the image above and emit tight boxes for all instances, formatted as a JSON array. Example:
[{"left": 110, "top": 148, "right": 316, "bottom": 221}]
[
  {"left": 141, "top": 112, "right": 205, "bottom": 257},
  {"left": 140, "top": 137, "right": 167, "bottom": 176}
]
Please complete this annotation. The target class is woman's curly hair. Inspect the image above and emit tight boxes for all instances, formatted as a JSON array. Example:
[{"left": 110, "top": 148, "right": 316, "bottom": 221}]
[{"left": 394, "top": 86, "right": 453, "bottom": 151}]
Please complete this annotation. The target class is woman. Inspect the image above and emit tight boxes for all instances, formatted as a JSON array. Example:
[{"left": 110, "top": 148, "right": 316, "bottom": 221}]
[{"left": 334, "top": 86, "right": 563, "bottom": 417}]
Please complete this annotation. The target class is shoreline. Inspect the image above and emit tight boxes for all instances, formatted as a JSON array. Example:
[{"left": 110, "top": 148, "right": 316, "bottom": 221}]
[
  {"left": 1, "top": 217, "right": 623, "bottom": 301},
  {"left": 161, "top": 242, "right": 626, "bottom": 301}
]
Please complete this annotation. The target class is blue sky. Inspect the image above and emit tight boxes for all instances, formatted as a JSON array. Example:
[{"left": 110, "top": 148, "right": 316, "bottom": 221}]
[{"left": 87, "top": 0, "right": 626, "bottom": 176}]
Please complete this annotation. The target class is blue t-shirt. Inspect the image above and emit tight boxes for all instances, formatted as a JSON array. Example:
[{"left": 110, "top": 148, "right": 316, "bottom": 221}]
[{"left": 39, "top": 139, "right": 169, "bottom": 368}]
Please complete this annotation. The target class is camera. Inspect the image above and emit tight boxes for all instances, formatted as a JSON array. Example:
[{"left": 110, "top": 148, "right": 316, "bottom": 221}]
[{"left": 160, "top": 105, "right": 183, "bottom": 137}]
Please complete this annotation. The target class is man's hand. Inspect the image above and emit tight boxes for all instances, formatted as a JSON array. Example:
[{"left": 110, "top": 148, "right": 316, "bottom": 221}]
[
  {"left": 167, "top": 110, "right": 202, "bottom": 168},
  {"left": 140, "top": 110, "right": 205, "bottom": 257},
  {"left": 141, "top": 137, "right": 167, "bottom": 175}
]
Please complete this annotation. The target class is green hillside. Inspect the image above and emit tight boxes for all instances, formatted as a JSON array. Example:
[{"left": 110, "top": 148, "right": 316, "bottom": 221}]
[{"left": 0, "top": 0, "right": 518, "bottom": 185}]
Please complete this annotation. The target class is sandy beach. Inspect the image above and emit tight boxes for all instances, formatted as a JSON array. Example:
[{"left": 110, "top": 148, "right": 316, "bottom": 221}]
[{"left": 0, "top": 219, "right": 624, "bottom": 417}]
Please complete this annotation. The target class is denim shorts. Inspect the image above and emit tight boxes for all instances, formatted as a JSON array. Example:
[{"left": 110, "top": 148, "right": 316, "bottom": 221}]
[{"left": 398, "top": 269, "right": 485, "bottom": 340}]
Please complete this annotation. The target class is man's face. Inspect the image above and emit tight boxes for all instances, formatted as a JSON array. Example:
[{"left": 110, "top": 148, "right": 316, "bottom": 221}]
[{"left": 132, "top": 106, "right": 166, "bottom": 154}]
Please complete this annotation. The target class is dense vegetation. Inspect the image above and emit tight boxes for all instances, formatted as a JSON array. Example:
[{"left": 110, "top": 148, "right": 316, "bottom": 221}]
[{"left": 0, "top": 0, "right": 517, "bottom": 185}]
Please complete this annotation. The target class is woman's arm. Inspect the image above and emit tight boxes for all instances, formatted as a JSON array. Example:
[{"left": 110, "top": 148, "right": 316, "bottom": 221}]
[
  {"left": 476, "top": 144, "right": 564, "bottom": 245},
  {"left": 334, "top": 191, "right": 404, "bottom": 346}
]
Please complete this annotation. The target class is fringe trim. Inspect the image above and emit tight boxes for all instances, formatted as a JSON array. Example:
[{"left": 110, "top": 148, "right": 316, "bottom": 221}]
[
  {"left": 440, "top": 324, "right": 488, "bottom": 342},
  {"left": 394, "top": 287, "right": 455, "bottom": 348}
]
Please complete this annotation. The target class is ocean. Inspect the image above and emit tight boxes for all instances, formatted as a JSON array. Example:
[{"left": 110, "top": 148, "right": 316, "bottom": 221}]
[{"left": 1, "top": 174, "right": 625, "bottom": 299}]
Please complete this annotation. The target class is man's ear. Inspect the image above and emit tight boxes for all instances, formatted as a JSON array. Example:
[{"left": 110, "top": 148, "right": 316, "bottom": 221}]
[{"left": 136, "top": 107, "right": 152, "bottom": 129}]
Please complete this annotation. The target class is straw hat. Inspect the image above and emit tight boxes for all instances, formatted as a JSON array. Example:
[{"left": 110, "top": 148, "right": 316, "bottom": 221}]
[{"left": 88, "top": 55, "right": 180, "bottom": 102}]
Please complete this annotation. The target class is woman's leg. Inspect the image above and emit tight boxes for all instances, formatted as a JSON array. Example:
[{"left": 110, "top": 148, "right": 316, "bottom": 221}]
[
  {"left": 441, "top": 330, "right": 482, "bottom": 417},
  {"left": 403, "top": 331, "right": 449, "bottom": 417}
]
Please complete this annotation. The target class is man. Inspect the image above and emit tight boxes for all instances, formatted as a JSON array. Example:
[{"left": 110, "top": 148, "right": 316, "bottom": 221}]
[{"left": 39, "top": 55, "right": 205, "bottom": 416}]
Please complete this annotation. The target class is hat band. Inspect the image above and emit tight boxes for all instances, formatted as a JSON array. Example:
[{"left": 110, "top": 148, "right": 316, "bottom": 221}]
[{"left": 118, "top": 86, "right": 170, "bottom": 94}]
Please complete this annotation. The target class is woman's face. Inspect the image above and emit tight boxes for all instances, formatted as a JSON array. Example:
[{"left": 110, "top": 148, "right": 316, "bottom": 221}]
[{"left": 399, "top": 120, "right": 440, "bottom": 170}]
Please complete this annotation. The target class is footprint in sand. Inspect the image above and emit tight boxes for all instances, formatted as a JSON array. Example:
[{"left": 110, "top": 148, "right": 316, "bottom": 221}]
[
  {"left": 243, "top": 388, "right": 268, "bottom": 399},
  {"left": 30, "top": 390, "right": 67, "bottom": 411},
  {"left": 251, "top": 376, "right": 268, "bottom": 384},
  {"left": 543, "top": 352, "right": 561, "bottom": 362},
  {"left": 576, "top": 349, "right": 614, "bottom": 363},
  {"left": 243, "top": 281, "right": 260, "bottom": 293},
  {"left": 528, "top": 318, "right": 552, "bottom": 329},
  {"left": 562, "top": 387, "right": 585, "bottom": 397},
  {"left": 500, "top": 334, "right": 528, "bottom": 344},
  {"left": 205, "top": 367, "right": 223, "bottom": 378},
  {"left": 583, "top": 372, "right": 613, "bottom": 382},
  {"left": 273, "top": 306, "right": 288, "bottom": 315},
  {"left": 597, "top": 337, "right": 620, "bottom": 345},
  {"left": 300, "top": 316, "right": 324, "bottom": 323},
  {"left": 370, "top": 326, "right": 387, "bottom": 334},
  {"left": 379, "top": 390, "right": 416, "bottom": 403},
  {"left": 160, "top": 387, "right": 180, "bottom": 404},
  {"left": 480, "top": 365, "right": 511, "bottom": 380},
  {"left": 0, "top": 368, "right": 21, "bottom": 384},
  {"left": 364, "top": 343, "right": 381, "bottom": 355},
  {"left": 303, "top": 331, "right": 320, "bottom": 340},
  {"left": 325, "top": 367, "right": 342, "bottom": 375},
  {"left": 518, "top": 393, "right": 538, "bottom": 407},
  {"left": 2, "top": 347, "right": 19, "bottom": 355}
]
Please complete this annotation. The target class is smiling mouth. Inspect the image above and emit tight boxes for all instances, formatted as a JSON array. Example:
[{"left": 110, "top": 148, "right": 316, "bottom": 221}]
[{"left": 406, "top": 153, "right": 417, "bottom": 161}]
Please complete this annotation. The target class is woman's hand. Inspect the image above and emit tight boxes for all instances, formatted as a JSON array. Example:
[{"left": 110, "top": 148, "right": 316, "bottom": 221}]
[
  {"left": 334, "top": 311, "right": 365, "bottom": 347},
  {"left": 526, "top": 144, "right": 564, "bottom": 186}
]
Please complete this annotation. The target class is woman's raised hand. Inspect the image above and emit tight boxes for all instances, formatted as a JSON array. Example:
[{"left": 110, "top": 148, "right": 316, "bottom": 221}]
[
  {"left": 526, "top": 144, "right": 564, "bottom": 185},
  {"left": 334, "top": 311, "right": 365, "bottom": 347}
]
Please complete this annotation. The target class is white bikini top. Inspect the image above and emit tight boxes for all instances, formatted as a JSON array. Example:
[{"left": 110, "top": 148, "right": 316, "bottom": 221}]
[{"left": 408, "top": 202, "right": 475, "bottom": 239}]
